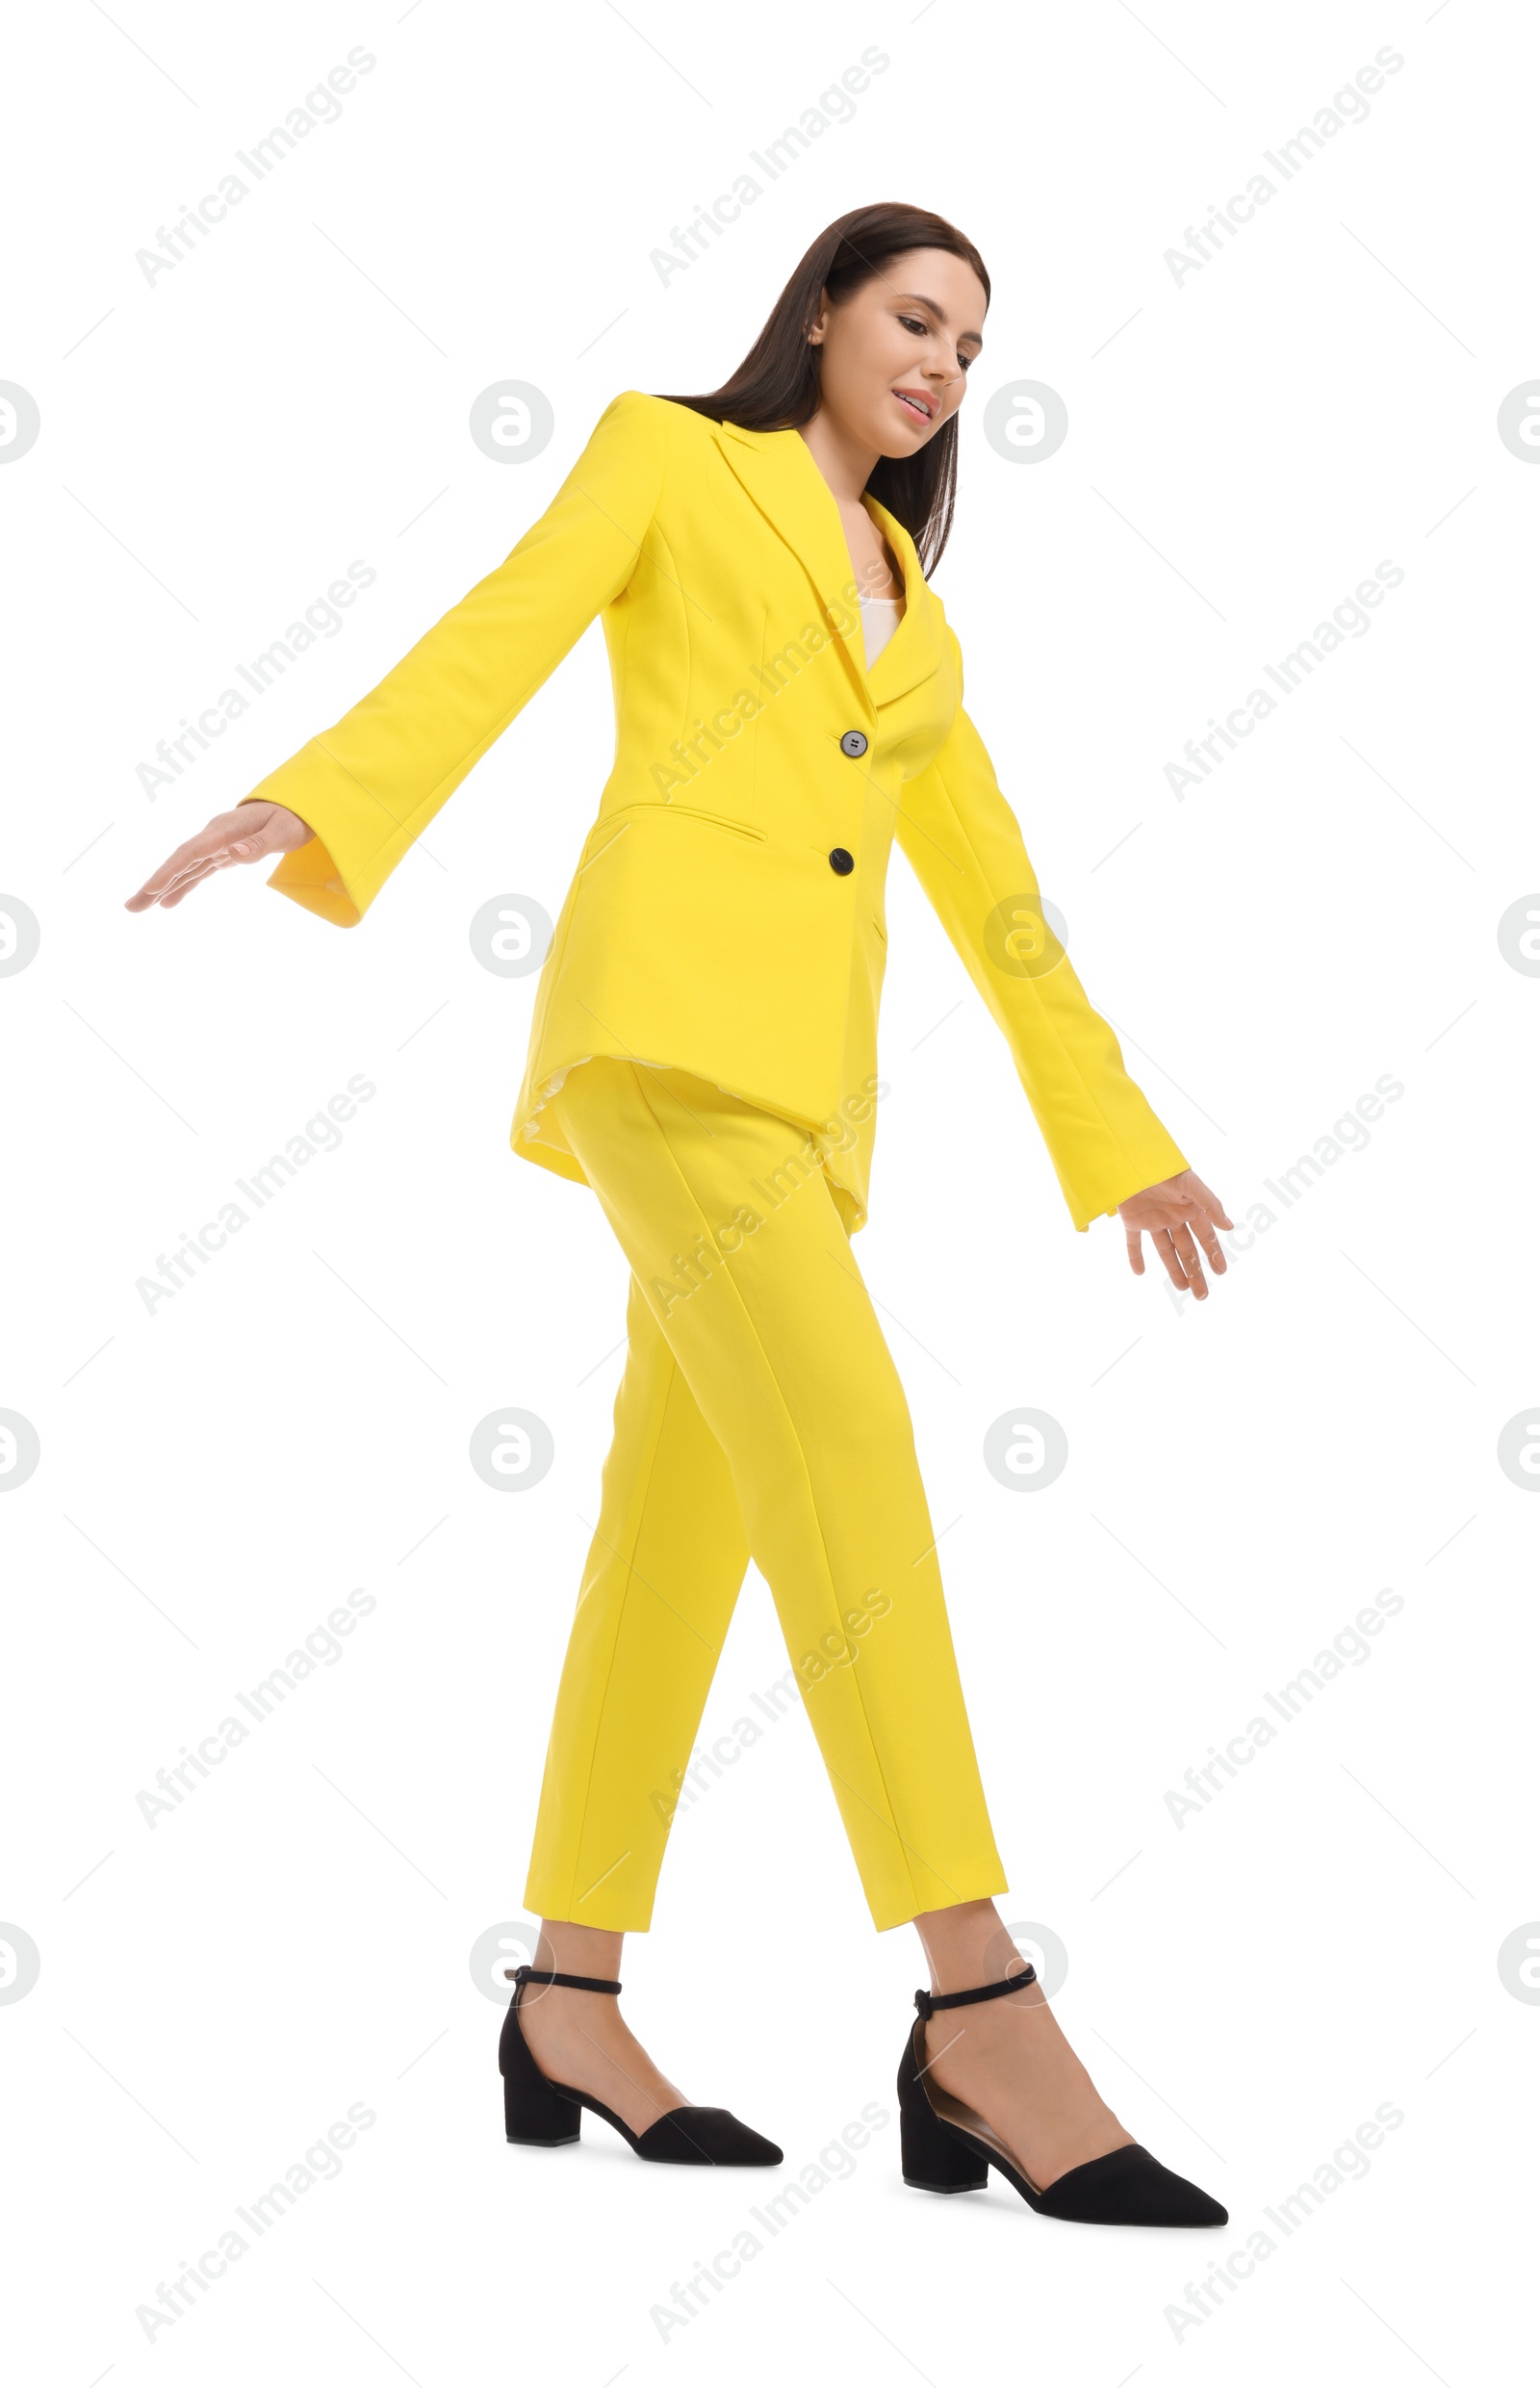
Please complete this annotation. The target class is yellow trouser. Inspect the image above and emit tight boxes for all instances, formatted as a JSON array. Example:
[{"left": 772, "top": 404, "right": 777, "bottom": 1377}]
[{"left": 522, "top": 1059, "right": 1008, "bottom": 1933}]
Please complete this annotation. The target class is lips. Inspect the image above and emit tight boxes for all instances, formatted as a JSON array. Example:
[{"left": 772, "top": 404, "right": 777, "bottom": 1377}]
[{"left": 893, "top": 388, "right": 933, "bottom": 424}]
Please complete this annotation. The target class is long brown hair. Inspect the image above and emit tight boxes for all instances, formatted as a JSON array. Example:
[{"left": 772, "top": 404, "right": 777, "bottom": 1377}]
[{"left": 654, "top": 202, "right": 989, "bottom": 578}]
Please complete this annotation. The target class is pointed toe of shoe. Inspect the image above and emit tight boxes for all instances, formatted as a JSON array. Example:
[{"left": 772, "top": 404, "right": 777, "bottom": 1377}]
[
  {"left": 1146, "top": 2167, "right": 1227, "bottom": 2229},
  {"left": 1036, "top": 2144, "right": 1227, "bottom": 2228},
  {"left": 1174, "top": 2172, "right": 1228, "bottom": 2228},
  {"left": 635, "top": 2106, "right": 783, "bottom": 2167}
]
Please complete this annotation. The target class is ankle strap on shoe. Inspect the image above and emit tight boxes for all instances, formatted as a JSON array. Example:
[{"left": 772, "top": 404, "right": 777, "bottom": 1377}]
[
  {"left": 505, "top": 1964, "right": 622, "bottom": 1994},
  {"left": 914, "top": 1965, "right": 1037, "bottom": 2020}
]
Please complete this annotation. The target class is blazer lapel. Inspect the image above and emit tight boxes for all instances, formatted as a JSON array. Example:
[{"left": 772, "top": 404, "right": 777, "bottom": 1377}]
[
  {"left": 860, "top": 495, "right": 942, "bottom": 705},
  {"left": 712, "top": 421, "right": 940, "bottom": 709}
]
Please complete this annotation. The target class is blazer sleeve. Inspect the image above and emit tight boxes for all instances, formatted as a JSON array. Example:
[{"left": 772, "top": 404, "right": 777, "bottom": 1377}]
[
  {"left": 895, "top": 627, "right": 1190, "bottom": 1231},
  {"left": 236, "top": 388, "right": 668, "bottom": 926}
]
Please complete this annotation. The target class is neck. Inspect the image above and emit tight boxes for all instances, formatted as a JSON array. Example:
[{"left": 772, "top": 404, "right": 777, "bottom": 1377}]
[{"left": 795, "top": 409, "right": 879, "bottom": 505}]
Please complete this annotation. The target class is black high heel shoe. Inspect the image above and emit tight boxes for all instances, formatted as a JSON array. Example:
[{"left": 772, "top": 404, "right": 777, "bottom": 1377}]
[
  {"left": 500, "top": 1964, "right": 783, "bottom": 2167},
  {"left": 897, "top": 1969, "right": 1227, "bottom": 2226}
]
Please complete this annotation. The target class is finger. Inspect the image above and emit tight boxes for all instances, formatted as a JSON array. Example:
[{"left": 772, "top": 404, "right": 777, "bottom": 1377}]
[
  {"left": 1172, "top": 1221, "right": 1209, "bottom": 1299},
  {"left": 125, "top": 857, "right": 200, "bottom": 910},
  {"left": 159, "top": 855, "right": 229, "bottom": 908},
  {"left": 131, "top": 832, "right": 239, "bottom": 906},
  {"left": 1193, "top": 1210, "right": 1228, "bottom": 1273},
  {"left": 157, "top": 852, "right": 230, "bottom": 903},
  {"left": 159, "top": 840, "right": 260, "bottom": 902},
  {"left": 1124, "top": 1227, "right": 1145, "bottom": 1276},
  {"left": 1153, "top": 1227, "right": 1189, "bottom": 1292}
]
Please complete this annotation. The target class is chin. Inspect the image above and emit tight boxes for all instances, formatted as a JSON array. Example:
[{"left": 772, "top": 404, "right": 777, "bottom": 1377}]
[{"left": 874, "top": 412, "right": 930, "bottom": 457}]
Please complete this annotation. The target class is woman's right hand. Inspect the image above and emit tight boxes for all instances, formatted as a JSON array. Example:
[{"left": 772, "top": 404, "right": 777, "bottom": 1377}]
[{"left": 123, "top": 802, "right": 314, "bottom": 912}]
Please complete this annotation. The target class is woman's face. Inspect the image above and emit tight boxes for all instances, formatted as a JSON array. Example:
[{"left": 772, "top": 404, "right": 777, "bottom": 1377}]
[{"left": 809, "top": 245, "right": 987, "bottom": 456}]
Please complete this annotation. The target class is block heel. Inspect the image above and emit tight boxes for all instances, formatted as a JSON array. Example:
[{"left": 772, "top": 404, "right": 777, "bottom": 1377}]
[
  {"left": 502, "top": 2067, "right": 581, "bottom": 2146},
  {"left": 896, "top": 1968, "right": 1228, "bottom": 2228},
  {"left": 498, "top": 1964, "right": 782, "bottom": 2168},
  {"left": 901, "top": 2096, "right": 989, "bottom": 2192}
]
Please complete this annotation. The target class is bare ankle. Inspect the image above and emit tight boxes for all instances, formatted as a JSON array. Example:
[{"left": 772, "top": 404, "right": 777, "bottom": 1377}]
[
  {"left": 536, "top": 1919, "right": 625, "bottom": 1981},
  {"left": 912, "top": 1899, "right": 1029, "bottom": 1995}
]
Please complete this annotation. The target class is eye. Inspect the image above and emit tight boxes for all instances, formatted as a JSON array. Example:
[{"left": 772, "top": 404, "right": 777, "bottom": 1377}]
[{"left": 900, "top": 310, "right": 975, "bottom": 373}]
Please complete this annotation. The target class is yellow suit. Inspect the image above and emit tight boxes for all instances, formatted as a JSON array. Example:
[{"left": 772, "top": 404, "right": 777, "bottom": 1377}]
[
  {"left": 240, "top": 390, "right": 1188, "bottom": 1234},
  {"left": 239, "top": 392, "right": 1190, "bottom": 1932}
]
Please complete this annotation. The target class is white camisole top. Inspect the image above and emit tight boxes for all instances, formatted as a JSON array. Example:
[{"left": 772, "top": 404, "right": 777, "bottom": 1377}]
[{"left": 858, "top": 589, "right": 904, "bottom": 669}]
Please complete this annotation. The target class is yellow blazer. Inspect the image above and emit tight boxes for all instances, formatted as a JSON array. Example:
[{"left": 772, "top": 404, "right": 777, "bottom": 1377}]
[{"left": 239, "top": 390, "right": 1188, "bottom": 1232}]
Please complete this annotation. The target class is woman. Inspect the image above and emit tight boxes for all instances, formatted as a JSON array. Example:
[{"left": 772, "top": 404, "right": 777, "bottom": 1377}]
[{"left": 128, "top": 203, "right": 1232, "bottom": 2228}]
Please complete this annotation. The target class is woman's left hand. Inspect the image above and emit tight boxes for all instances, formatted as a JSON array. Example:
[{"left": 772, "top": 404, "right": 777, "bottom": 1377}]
[{"left": 1118, "top": 1170, "right": 1234, "bottom": 1299}]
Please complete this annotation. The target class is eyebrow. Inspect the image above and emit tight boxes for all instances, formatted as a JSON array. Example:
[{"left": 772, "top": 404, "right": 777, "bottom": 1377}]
[{"left": 896, "top": 292, "right": 985, "bottom": 349}]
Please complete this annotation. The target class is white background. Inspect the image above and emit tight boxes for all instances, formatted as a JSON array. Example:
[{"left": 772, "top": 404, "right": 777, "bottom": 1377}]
[{"left": 3, "top": 2, "right": 1535, "bottom": 2380}]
